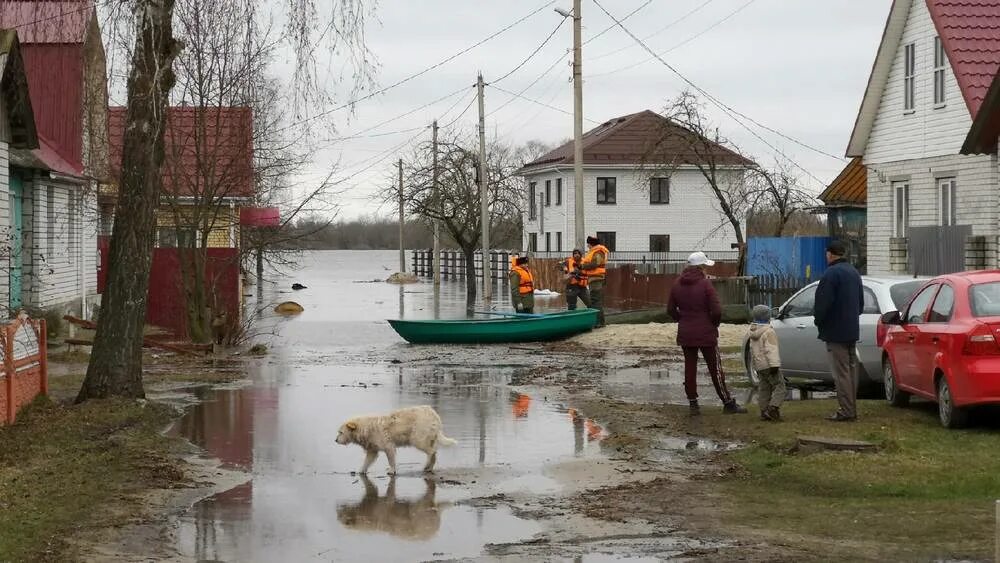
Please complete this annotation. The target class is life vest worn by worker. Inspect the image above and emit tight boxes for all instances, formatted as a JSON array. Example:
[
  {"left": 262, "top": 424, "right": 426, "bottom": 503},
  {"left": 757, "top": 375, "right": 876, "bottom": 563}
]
[
  {"left": 581, "top": 244, "right": 609, "bottom": 278},
  {"left": 565, "top": 257, "right": 588, "bottom": 287},
  {"left": 510, "top": 263, "right": 534, "bottom": 294}
]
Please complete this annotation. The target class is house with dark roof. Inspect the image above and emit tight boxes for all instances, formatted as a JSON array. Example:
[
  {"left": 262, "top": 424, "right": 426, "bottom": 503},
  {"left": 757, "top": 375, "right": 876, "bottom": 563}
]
[
  {"left": 847, "top": 0, "right": 1000, "bottom": 275},
  {"left": 0, "top": 1, "right": 109, "bottom": 316},
  {"left": 818, "top": 158, "right": 867, "bottom": 272},
  {"left": 516, "top": 110, "right": 753, "bottom": 255}
]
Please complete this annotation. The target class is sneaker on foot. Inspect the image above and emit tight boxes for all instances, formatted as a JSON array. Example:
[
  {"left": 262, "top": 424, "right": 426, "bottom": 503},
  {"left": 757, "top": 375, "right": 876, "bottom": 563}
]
[
  {"left": 826, "top": 411, "right": 856, "bottom": 422},
  {"left": 723, "top": 401, "right": 747, "bottom": 414},
  {"left": 688, "top": 402, "right": 701, "bottom": 416}
]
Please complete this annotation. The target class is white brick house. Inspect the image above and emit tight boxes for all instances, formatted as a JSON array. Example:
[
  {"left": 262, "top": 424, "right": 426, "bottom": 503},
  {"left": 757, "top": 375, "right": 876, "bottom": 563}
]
[
  {"left": 847, "top": 0, "right": 1000, "bottom": 274},
  {"left": 517, "top": 110, "right": 749, "bottom": 256}
]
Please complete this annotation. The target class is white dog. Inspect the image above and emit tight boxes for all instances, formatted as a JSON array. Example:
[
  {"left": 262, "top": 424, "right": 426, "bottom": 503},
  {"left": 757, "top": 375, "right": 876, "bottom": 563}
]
[{"left": 336, "top": 405, "right": 456, "bottom": 474}]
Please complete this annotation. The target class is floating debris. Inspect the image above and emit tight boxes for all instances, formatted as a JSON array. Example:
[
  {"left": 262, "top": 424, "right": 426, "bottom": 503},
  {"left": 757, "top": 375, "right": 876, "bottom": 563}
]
[
  {"left": 386, "top": 272, "right": 419, "bottom": 284},
  {"left": 274, "top": 301, "right": 304, "bottom": 315}
]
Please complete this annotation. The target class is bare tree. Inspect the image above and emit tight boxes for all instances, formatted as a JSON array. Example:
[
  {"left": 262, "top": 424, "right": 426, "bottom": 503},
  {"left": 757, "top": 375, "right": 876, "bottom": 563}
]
[
  {"left": 745, "top": 161, "right": 817, "bottom": 237},
  {"left": 642, "top": 91, "right": 755, "bottom": 271},
  {"left": 78, "top": 0, "right": 181, "bottom": 401},
  {"left": 386, "top": 131, "right": 524, "bottom": 311}
]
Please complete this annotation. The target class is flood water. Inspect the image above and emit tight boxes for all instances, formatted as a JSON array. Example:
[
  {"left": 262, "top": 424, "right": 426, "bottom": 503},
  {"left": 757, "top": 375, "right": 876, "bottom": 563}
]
[{"left": 167, "top": 251, "right": 610, "bottom": 562}]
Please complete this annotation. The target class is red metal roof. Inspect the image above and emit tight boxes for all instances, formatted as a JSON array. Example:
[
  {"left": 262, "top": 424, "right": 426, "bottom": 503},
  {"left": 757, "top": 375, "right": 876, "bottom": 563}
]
[
  {"left": 108, "top": 106, "right": 255, "bottom": 199},
  {"left": 519, "top": 110, "right": 753, "bottom": 173},
  {"left": 0, "top": 2, "right": 93, "bottom": 44},
  {"left": 926, "top": 0, "right": 1000, "bottom": 119}
]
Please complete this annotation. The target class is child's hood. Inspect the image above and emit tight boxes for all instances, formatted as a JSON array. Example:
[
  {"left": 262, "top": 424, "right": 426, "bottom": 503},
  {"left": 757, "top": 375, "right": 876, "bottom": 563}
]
[{"left": 748, "top": 323, "right": 771, "bottom": 341}]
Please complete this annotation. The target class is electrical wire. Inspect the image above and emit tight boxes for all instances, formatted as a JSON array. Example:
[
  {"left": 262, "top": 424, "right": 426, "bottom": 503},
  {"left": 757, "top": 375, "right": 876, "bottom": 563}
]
[
  {"left": 274, "top": 0, "right": 558, "bottom": 134},
  {"left": 591, "top": 0, "right": 832, "bottom": 187},
  {"left": 317, "top": 85, "right": 472, "bottom": 144},
  {"left": 487, "top": 83, "right": 600, "bottom": 124},
  {"left": 492, "top": 17, "right": 566, "bottom": 85},
  {"left": 589, "top": 0, "right": 718, "bottom": 62}
]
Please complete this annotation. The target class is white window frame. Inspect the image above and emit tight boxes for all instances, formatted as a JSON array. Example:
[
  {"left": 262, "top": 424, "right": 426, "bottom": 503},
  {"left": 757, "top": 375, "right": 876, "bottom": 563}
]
[
  {"left": 939, "top": 177, "right": 957, "bottom": 226},
  {"left": 893, "top": 181, "right": 910, "bottom": 238},
  {"left": 904, "top": 43, "right": 916, "bottom": 112},
  {"left": 933, "top": 36, "right": 946, "bottom": 106}
]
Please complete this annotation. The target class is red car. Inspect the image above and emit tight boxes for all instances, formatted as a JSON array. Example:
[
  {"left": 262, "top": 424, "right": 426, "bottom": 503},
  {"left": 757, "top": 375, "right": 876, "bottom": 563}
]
[{"left": 881, "top": 271, "right": 1000, "bottom": 428}]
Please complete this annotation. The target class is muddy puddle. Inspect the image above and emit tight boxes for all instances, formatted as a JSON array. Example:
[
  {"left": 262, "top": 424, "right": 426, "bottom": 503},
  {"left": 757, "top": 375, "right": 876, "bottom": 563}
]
[{"left": 167, "top": 357, "right": 609, "bottom": 561}]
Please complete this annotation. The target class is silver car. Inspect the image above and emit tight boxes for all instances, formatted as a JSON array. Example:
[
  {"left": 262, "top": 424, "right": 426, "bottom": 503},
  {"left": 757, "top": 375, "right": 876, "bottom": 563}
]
[{"left": 743, "top": 276, "right": 926, "bottom": 389}]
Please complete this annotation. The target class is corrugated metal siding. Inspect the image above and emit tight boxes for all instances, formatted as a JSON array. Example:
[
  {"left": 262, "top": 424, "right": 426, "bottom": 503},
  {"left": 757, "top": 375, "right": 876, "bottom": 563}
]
[
  {"left": 19, "top": 45, "right": 84, "bottom": 170},
  {"left": 746, "top": 237, "right": 831, "bottom": 281},
  {"left": 820, "top": 158, "right": 867, "bottom": 205}
]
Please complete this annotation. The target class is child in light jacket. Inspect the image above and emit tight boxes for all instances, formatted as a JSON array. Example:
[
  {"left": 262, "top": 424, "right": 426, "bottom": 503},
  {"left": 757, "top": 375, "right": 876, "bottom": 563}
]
[{"left": 748, "top": 305, "right": 785, "bottom": 421}]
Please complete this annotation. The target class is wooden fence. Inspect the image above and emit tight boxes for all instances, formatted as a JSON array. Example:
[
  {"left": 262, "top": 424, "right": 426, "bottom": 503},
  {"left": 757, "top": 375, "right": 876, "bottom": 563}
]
[
  {"left": 747, "top": 274, "right": 808, "bottom": 309},
  {"left": 411, "top": 250, "right": 513, "bottom": 282},
  {"left": 0, "top": 316, "right": 48, "bottom": 425}
]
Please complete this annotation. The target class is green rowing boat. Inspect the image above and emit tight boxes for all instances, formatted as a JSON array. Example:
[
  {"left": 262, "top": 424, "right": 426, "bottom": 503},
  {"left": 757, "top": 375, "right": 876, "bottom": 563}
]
[{"left": 387, "top": 309, "right": 599, "bottom": 344}]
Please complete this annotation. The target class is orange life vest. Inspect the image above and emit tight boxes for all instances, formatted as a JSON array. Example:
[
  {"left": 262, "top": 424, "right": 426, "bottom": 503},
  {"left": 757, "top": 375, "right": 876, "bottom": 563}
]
[
  {"left": 582, "top": 245, "right": 609, "bottom": 278},
  {"left": 565, "top": 257, "right": 588, "bottom": 287},
  {"left": 511, "top": 264, "right": 534, "bottom": 294}
]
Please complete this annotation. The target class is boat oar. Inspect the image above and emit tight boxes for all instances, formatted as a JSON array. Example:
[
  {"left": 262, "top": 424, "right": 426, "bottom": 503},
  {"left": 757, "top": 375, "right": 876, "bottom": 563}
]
[{"left": 472, "top": 310, "right": 545, "bottom": 318}]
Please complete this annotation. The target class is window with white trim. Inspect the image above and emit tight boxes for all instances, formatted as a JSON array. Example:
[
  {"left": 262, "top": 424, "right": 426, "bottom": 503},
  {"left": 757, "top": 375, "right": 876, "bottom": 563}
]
[
  {"left": 934, "top": 36, "right": 946, "bottom": 106},
  {"left": 893, "top": 181, "right": 910, "bottom": 238},
  {"left": 904, "top": 43, "right": 916, "bottom": 111},
  {"left": 939, "top": 177, "right": 957, "bottom": 226}
]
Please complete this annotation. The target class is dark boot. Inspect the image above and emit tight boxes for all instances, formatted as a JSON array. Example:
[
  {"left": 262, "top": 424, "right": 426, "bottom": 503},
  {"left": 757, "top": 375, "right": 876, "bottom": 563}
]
[
  {"left": 759, "top": 408, "right": 772, "bottom": 421},
  {"left": 767, "top": 406, "right": 782, "bottom": 422},
  {"left": 689, "top": 401, "right": 701, "bottom": 416},
  {"left": 723, "top": 401, "right": 747, "bottom": 414}
]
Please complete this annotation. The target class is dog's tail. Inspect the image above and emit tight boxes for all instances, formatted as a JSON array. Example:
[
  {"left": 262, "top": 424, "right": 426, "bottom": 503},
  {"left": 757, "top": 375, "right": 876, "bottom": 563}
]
[{"left": 437, "top": 432, "right": 457, "bottom": 447}]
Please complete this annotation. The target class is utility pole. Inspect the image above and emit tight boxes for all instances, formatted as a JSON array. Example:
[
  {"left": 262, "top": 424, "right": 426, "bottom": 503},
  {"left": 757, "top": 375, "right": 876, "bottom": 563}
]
[
  {"left": 572, "top": 0, "right": 586, "bottom": 250},
  {"left": 432, "top": 120, "right": 441, "bottom": 285},
  {"left": 477, "top": 73, "right": 492, "bottom": 300},
  {"left": 398, "top": 158, "right": 405, "bottom": 273}
]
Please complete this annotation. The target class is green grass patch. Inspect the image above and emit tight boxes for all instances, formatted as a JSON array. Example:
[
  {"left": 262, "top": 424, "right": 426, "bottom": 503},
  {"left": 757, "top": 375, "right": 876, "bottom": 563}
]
[
  {"left": 684, "top": 399, "right": 1000, "bottom": 559},
  {"left": 0, "top": 397, "right": 186, "bottom": 561}
]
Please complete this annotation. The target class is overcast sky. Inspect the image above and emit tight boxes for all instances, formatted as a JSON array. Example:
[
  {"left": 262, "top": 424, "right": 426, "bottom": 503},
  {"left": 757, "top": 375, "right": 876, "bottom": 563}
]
[{"left": 292, "top": 0, "right": 893, "bottom": 220}]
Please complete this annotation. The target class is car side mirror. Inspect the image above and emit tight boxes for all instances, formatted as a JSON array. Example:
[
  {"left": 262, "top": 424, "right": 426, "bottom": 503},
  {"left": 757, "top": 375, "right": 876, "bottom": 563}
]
[
  {"left": 880, "top": 310, "right": 902, "bottom": 325},
  {"left": 770, "top": 307, "right": 781, "bottom": 319}
]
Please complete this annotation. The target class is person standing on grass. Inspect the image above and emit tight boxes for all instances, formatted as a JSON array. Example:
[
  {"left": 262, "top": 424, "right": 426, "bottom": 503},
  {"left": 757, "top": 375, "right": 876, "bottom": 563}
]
[
  {"left": 748, "top": 305, "right": 785, "bottom": 421},
  {"left": 814, "top": 240, "right": 864, "bottom": 422},
  {"left": 563, "top": 249, "right": 591, "bottom": 310},
  {"left": 668, "top": 251, "right": 747, "bottom": 416}
]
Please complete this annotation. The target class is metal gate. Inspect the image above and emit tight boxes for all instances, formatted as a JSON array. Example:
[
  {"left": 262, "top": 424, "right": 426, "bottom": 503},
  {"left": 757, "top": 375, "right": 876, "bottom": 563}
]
[{"left": 907, "top": 225, "right": 970, "bottom": 275}]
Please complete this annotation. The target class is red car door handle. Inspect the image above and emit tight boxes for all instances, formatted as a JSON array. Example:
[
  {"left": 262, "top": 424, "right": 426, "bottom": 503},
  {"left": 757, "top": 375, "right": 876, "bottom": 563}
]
[
  {"left": 908, "top": 336, "right": 916, "bottom": 342},
  {"left": 932, "top": 337, "right": 940, "bottom": 344}
]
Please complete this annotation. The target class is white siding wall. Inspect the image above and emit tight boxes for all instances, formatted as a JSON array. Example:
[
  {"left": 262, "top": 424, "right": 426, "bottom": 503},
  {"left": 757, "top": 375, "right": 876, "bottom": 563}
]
[
  {"left": 865, "top": 0, "right": 972, "bottom": 164},
  {"left": 522, "top": 167, "right": 738, "bottom": 253},
  {"left": 27, "top": 179, "right": 98, "bottom": 312},
  {"left": 866, "top": 153, "right": 997, "bottom": 274}
]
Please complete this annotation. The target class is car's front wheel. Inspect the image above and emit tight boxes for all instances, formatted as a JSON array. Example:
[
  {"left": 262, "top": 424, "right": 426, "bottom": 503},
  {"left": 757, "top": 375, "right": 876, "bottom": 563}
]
[
  {"left": 938, "top": 376, "right": 969, "bottom": 429},
  {"left": 883, "top": 359, "right": 910, "bottom": 407},
  {"left": 743, "top": 345, "right": 759, "bottom": 387}
]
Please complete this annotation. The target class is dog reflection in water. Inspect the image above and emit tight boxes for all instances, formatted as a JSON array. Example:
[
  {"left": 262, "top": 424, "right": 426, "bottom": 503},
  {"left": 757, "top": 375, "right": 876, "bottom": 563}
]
[{"left": 337, "top": 475, "right": 446, "bottom": 541}]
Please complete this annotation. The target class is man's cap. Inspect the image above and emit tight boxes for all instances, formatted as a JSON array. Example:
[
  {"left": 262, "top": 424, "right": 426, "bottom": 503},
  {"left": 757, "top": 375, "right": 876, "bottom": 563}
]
[
  {"left": 687, "top": 251, "right": 715, "bottom": 267},
  {"left": 827, "top": 240, "right": 847, "bottom": 256}
]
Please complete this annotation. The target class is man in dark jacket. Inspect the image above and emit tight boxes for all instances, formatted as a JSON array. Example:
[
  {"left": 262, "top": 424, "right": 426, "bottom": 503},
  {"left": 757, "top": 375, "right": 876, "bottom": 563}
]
[
  {"left": 814, "top": 240, "right": 864, "bottom": 422},
  {"left": 668, "top": 251, "right": 747, "bottom": 416}
]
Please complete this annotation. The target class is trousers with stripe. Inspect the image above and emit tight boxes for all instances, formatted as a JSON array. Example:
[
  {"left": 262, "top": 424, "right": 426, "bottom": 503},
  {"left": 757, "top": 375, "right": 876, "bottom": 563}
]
[{"left": 681, "top": 346, "right": 733, "bottom": 405}]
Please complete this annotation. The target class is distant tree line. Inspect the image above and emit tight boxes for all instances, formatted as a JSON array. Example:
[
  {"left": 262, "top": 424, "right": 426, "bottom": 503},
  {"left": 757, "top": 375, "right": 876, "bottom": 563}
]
[{"left": 282, "top": 215, "right": 524, "bottom": 250}]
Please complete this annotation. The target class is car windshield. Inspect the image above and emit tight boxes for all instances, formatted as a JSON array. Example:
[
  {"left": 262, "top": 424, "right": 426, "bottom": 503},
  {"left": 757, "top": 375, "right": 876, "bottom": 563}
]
[
  {"left": 970, "top": 282, "right": 1000, "bottom": 317},
  {"left": 889, "top": 280, "right": 925, "bottom": 311}
]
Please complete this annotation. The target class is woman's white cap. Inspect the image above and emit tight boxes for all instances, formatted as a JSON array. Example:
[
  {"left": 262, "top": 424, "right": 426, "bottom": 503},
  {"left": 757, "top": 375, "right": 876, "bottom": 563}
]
[{"left": 687, "top": 251, "right": 715, "bottom": 267}]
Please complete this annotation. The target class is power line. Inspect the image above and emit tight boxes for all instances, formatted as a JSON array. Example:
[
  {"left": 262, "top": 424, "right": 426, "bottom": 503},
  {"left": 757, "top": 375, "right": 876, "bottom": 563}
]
[
  {"left": 488, "top": 51, "right": 568, "bottom": 118},
  {"left": 591, "top": 0, "right": 833, "bottom": 187},
  {"left": 487, "top": 84, "right": 600, "bottom": 124},
  {"left": 589, "top": 0, "right": 718, "bottom": 62},
  {"left": 582, "top": 0, "right": 654, "bottom": 46},
  {"left": 274, "top": 0, "right": 558, "bottom": 134},
  {"left": 317, "top": 86, "right": 472, "bottom": 144},
  {"left": 493, "top": 17, "right": 566, "bottom": 84},
  {"left": 589, "top": 0, "right": 756, "bottom": 79},
  {"left": 5, "top": 0, "right": 110, "bottom": 32}
]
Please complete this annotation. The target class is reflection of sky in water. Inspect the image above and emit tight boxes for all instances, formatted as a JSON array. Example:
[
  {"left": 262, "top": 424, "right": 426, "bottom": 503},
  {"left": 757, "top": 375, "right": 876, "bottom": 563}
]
[{"left": 171, "top": 251, "right": 607, "bottom": 562}]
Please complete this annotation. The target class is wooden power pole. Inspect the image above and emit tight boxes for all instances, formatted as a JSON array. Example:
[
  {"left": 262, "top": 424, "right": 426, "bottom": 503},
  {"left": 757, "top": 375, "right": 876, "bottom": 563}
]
[
  {"left": 477, "top": 73, "right": 491, "bottom": 300},
  {"left": 572, "top": 0, "right": 586, "bottom": 250},
  {"left": 432, "top": 120, "right": 441, "bottom": 285},
  {"left": 398, "top": 158, "right": 405, "bottom": 273}
]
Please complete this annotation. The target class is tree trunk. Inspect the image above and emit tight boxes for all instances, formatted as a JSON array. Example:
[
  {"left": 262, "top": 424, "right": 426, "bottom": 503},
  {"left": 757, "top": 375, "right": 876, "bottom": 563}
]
[
  {"left": 462, "top": 245, "right": 477, "bottom": 314},
  {"left": 180, "top": 245, "right": 210, "bottom": 344},
  {"left": 77, "top": 0, "right": 180, "bottom": 402},
  {"left": 256, "top": 245, "right": 264, "bottom": 301}
]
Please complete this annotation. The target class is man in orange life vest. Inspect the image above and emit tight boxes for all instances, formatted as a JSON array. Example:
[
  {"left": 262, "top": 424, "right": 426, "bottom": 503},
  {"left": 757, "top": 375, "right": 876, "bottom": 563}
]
[
  {"left": 579, "top": 236, "right": 609, "bottom": 327},
  {"left": 508, "top": 256, "right": 535, "bottom": 314},
  {"left": 564, "top": 249, "right": 591, "bottom": 310}
]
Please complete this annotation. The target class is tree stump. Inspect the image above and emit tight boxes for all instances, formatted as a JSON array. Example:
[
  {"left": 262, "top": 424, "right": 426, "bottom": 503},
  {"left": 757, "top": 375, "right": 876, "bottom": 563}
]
[{"left": 795, "top": 435, "right": 878, "bottom": 454}]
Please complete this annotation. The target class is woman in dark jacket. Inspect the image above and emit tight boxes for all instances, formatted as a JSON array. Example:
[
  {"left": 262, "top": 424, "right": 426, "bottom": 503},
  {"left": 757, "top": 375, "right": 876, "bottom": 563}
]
[{"left": 668, "top": 252, "right": 747, "bottom": 416}]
